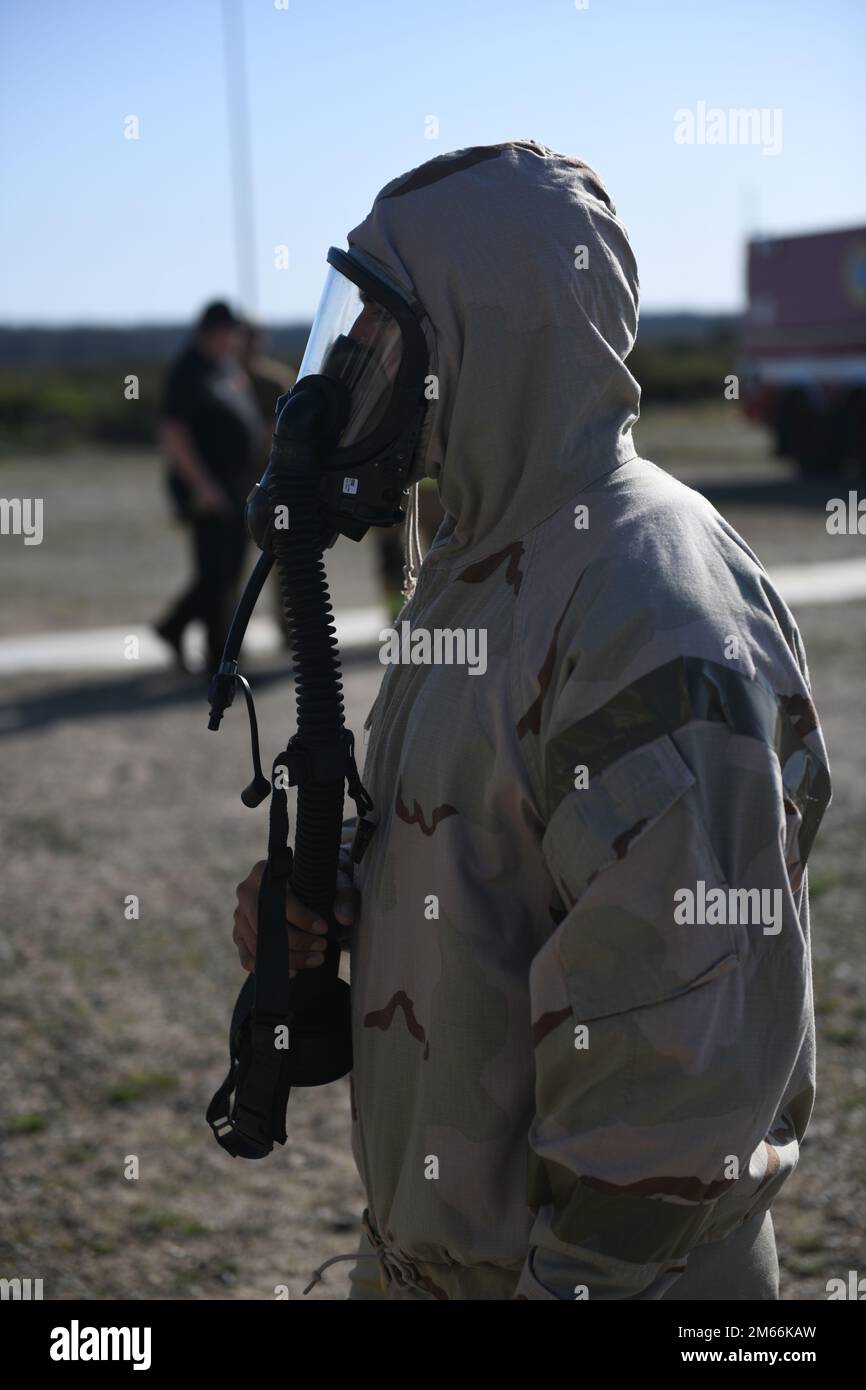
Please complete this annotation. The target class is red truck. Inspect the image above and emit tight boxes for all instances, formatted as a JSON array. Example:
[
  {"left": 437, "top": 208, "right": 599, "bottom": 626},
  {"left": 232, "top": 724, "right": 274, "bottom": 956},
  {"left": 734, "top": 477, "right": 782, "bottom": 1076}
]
[{"left": 739, "top": 226, "right": 866, "bottom": 475}]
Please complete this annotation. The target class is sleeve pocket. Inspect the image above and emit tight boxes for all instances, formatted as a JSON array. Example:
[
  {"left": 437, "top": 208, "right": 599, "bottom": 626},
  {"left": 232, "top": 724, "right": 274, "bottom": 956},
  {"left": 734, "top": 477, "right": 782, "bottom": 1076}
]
[
  {"left": 543, "top": 733, "right": 698, "bottom": 902},
  {"left": 540, "top": 733, "right": 739, "bottom": 1022}
]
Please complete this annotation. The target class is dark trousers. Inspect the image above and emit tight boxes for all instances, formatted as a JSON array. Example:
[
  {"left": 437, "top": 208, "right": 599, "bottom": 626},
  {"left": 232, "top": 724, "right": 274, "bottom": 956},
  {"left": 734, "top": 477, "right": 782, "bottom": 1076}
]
[{"left": 159, "top": 510, "right": 248, "bottom": 672}]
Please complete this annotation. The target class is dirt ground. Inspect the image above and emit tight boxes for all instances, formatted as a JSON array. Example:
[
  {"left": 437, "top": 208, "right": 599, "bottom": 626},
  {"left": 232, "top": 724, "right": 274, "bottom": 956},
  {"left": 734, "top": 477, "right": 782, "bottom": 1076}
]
[{"left": 0, "top": 403, "right": 863, "bottom": 1299}]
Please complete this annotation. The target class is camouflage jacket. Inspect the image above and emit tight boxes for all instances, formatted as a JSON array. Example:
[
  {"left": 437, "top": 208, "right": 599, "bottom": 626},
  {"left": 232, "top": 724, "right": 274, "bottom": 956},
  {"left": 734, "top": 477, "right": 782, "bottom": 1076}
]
[{"left": 340, "top": 142, "right": 831, "bottom": 1299}]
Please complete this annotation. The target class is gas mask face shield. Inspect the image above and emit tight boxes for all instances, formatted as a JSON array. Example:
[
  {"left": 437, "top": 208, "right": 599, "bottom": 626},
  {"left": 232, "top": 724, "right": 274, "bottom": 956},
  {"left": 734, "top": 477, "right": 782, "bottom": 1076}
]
[
  {"left": 299, "top": 265, "right": 401, "bottom": 447},
  {"left": 291, "top": 247, "right": 431, "bottom": 539}
]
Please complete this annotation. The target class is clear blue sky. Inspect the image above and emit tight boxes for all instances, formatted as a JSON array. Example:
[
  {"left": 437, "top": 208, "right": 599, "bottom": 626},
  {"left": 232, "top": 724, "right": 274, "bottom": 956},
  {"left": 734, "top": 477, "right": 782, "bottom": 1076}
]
[{"left": 1, "top": 0, "right": 864, "bottom": 324}]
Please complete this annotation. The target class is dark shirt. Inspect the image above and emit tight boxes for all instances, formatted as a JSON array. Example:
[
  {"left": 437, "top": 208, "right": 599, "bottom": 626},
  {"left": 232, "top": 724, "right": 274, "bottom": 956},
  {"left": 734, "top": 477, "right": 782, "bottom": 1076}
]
[
  {"left": 242, "top": 354, "right": 297, "bottom": 488},
  {"left": 162, "top": 344, "right": 262, "bottom": 504},
  {"left": 248, "top": 353, "right": 296, "bottom": 424}
]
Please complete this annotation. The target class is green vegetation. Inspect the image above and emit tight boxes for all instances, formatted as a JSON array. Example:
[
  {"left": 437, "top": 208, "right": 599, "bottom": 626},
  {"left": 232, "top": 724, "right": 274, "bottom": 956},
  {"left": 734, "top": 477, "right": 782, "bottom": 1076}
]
[
  {"left": 628, "top": 327, "right": 738, "bottom": 402},
  {"left": 106, "top": 1071, "right": 179, "bottom": 1106},
  {"left": 0, "top": 322, "right": 737, "bottom": 451},
  {"left": 0, "top": 366, "right": 165, "bottom": 450},
  {"left": 129, "top": 1205, "right": 207, "bottom": 1240},
  {"left": 6, "top": 814, "right": 84, "bottom": 854},
  {"left": 5, "top": 1112, "right": 49, "bottom": 1136},
  {"left": 791, "top": 1231, "right": 826, "bottom": 1253}
]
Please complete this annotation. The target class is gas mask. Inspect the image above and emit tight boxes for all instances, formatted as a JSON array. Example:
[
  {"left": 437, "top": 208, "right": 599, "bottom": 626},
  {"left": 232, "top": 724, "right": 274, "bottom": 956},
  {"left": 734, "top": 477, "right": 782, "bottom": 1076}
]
[
  {"left": 247, "top": 247, "right": 431, "bottom": 549},
  {"left": 204, "top": 248, "right": 430, "bottom": 1160}
]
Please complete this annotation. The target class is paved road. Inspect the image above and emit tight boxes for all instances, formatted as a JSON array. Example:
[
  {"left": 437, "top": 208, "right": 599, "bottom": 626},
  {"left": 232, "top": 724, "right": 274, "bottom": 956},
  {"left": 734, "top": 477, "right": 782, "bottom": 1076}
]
[{"left": 1, "top": 558, "right": 866, "bottom": 676}]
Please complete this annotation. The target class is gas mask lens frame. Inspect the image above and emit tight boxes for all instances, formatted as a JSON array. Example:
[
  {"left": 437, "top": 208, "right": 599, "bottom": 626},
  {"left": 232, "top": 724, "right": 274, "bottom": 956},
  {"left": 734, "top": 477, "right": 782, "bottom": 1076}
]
[{"left": 296, "top": 247, "right": 429, "bottom": 467}]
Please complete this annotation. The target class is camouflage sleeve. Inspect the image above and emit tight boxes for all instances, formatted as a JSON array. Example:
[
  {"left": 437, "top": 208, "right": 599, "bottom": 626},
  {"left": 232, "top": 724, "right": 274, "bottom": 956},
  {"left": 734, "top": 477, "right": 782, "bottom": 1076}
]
[
  {"left": 335, "top": 816, "right": 358, "bottom": 948},
  {"left": 514, "top": 663, "right": 830, "bottom": 1300},
  {"left": 339, "top": 816, "right": 358, "bottom": 880}
]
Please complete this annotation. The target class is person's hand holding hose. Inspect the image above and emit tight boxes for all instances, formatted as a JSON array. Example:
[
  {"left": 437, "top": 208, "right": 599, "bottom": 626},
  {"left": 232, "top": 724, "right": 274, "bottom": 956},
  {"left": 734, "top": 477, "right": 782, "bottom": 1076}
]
[{"left": 233, "top": 859, "right": 357, "bottom": 976}]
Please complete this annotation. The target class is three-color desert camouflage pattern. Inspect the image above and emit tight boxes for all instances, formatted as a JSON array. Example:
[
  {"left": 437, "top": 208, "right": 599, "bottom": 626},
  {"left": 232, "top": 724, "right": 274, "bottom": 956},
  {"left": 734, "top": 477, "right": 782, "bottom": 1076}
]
[{"left": 326, "top": 142, "right": 831, "bottom": 1300}]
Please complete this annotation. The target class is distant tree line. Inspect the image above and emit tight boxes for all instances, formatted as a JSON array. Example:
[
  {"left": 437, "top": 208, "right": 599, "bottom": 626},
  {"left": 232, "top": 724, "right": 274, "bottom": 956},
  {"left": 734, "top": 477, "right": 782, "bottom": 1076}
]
[{"left": 0, "top": 315, "right": 737, "bottom": 451}]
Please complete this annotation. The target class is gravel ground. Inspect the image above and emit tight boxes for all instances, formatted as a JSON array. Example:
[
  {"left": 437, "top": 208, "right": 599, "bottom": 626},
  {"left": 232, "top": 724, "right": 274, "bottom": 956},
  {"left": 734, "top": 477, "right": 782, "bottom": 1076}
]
[{"left": 0, "top": 404, "right": 863, "bottom": 1300}]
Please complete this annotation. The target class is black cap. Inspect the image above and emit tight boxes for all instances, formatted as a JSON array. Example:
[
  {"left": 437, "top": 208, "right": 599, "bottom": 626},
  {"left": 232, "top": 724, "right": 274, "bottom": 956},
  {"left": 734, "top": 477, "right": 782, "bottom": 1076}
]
[{"left": 197, "top": 300, "right": 241, "bottom": 332}]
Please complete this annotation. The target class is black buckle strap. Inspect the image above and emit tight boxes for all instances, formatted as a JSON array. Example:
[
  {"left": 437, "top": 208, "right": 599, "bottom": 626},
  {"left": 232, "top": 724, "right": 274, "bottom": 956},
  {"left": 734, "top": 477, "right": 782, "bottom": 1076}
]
[
  {"left": 206, "top": 974, "right": 286, "bottom": 1160},
  {"left": 281, "top": 729, "right": 375, "bottom": 818},
  {"left": 351, "top": 816, "right": 377, "bottom": 865},
  {"left": 344, "top": 729, "right": 375, "bottom": 817}
]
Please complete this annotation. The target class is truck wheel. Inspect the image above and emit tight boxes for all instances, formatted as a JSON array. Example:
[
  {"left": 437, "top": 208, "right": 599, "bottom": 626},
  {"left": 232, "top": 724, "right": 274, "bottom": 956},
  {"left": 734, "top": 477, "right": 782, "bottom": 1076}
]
[
  {"left": 776, "top": 391, "right": 818, "bottom": 473},
  {"left": 777, "top": 391, "right": 841, "bottom": 476},
  {"left": 841, "top": 390, "right": 866, "bottom": 475}
]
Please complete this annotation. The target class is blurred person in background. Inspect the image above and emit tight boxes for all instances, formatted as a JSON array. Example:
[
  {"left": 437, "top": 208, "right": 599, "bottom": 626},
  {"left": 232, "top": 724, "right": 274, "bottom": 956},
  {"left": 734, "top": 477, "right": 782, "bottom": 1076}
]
[
  {"left": 238, "top": 321, "right": 297, "bottom": 647},
  {"left": 155, "top": 301, "right": 261, "bottom": 675},
  {"left": 239, "top": 320, "right": 297, "bottom": 450}
]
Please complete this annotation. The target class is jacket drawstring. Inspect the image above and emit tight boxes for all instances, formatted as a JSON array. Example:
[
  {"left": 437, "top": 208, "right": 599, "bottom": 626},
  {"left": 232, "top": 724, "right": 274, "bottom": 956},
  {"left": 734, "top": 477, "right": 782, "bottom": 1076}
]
[
  {"left": 402, "top": 481, "right": 424, "bottom": 604},
  {"left": 302, "top": 1250, "right": 373, "bottom": 1295},
  {"left": 303, "top": 1208, "right": 440, "bottom": 1298}
]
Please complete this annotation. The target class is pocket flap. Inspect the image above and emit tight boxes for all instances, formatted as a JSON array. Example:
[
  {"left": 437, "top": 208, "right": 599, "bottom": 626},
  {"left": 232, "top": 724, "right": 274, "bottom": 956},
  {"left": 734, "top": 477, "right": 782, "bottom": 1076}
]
[{"left": 542, "top": 733, "right": 696, "bottom": 904}]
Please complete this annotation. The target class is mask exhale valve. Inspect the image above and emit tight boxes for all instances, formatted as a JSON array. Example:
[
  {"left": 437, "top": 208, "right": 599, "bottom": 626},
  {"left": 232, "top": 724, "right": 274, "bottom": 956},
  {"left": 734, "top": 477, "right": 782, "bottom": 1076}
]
[{"left": 206, "top": 374, "right": 374, "bottom": 1160}]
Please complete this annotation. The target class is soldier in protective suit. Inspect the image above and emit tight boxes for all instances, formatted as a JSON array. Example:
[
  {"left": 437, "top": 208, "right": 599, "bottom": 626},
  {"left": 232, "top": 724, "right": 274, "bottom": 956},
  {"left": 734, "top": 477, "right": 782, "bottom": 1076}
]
[{"left": 233, "top": 141, "right": 831, "bottom": 1300}]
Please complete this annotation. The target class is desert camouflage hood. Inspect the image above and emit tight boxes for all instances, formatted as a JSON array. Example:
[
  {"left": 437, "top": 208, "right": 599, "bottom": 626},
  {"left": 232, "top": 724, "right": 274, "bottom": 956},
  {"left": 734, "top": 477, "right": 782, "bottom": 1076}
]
[
  {"left": 348, "top": 139, "right": 641, "bottom": 561},
  {"left": 329, "top": 143, "right": 831, "bottom": 1302}
]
